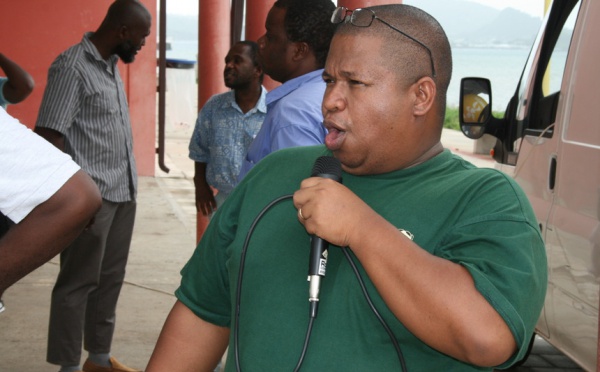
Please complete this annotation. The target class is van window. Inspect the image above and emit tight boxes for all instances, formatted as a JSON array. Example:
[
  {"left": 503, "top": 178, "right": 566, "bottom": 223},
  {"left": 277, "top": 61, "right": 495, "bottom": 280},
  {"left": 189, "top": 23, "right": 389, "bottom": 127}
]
[
  {"left": 526, "top": 0, "right": 581, "bottom": 135},
  {"left": 542, "top": 9, "right": 578, "bottom": 98}
]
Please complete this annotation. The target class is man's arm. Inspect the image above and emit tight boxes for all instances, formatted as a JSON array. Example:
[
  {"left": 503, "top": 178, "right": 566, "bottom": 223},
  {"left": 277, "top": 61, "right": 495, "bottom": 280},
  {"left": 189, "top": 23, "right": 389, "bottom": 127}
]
[
  {"left": 147, "top": 300, "right": 230, "bottom": 371},
  {"left": 0, "top": 169, "right": 101, "bottom": 294},
  {"left": 0, "top": 53, "right": 34, "bottom": 104},
  {"left": 193, "top": 161, "right": 217, "bottom": 216},
  {"left": 293, "top": 178, "right": 517, "bottom": 367},
  {"left": 34, "top": 127, "right": 66, "bottom": 152},
  {"left": 188, "top": 104, "right": 218, "bottom": 216}
]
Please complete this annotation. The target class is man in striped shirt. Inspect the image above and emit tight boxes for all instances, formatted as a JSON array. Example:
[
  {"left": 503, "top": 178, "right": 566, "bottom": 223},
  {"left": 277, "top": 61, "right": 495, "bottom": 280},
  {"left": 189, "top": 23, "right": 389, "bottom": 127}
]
[{"left": 34, "top": 1, "right": 151, "bottom": 371}]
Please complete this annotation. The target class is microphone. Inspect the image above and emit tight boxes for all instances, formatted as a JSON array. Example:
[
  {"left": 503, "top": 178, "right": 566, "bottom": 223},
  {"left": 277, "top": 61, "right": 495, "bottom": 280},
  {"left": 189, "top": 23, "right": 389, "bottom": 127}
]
[{"left": 307, "top": 156, "right": 342, "bottom": 318}]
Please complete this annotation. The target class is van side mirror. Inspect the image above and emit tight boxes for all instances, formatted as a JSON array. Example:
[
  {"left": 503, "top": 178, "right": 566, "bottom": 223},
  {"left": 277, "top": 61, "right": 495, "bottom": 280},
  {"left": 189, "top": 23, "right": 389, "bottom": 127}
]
[{"left": 459, "top": 78, "right": 492, "bottom": 139}]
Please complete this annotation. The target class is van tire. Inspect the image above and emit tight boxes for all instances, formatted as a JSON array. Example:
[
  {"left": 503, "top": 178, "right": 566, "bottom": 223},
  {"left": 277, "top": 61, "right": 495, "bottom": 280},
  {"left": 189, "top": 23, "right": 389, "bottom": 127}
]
[{"left": 513, "top": 333, "right": 536, "bottom": 366}]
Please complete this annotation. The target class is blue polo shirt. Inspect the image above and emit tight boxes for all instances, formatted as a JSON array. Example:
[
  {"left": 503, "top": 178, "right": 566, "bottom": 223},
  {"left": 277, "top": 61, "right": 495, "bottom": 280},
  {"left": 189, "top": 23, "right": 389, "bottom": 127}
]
[{"left": 237, "top": 69, "right": 327, "bottom": 181}]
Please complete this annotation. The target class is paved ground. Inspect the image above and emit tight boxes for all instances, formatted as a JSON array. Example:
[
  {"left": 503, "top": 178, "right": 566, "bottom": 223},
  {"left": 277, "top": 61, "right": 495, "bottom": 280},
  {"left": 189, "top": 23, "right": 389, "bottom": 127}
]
[{"left": 0, "top": 124, "right": 587, "bottom": 371}]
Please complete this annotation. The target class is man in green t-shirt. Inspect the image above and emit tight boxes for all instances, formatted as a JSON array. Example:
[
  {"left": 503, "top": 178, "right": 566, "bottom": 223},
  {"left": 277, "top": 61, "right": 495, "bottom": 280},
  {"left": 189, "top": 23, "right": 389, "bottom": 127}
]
[{"left": 148, "top": 4, "right": 547, "bottom": 371}]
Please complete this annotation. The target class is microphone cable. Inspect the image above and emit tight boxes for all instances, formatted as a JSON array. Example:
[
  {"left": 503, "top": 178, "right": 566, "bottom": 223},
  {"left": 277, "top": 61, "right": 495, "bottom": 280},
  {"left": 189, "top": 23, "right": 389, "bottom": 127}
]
[
  {"left": 234, "top": 194, "right": 293, "bottom": 372},
  {"left": 233, "top": 195, "right": 407, "bottom": 372},
  {"left": 292, "top": 315, "right": 315, "bottom": 372},
  {"left": 341, "top": 246, "right": 407, "bottom": 372}
]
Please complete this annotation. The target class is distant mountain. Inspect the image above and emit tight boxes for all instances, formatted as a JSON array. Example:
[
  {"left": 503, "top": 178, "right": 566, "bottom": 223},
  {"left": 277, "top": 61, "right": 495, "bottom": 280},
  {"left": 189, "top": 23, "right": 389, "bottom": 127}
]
[
  {"left": 461, "top": 8, "right": 542, "bottom": 48},
  {"left": 164, "top": 1, "right": 545, "bottom": 49},
  {"left": 405, "top": 0, "right": 500, "bottom": 39},
  {"left": 404, "top": 0, "right": 542, "bottom": 48}
]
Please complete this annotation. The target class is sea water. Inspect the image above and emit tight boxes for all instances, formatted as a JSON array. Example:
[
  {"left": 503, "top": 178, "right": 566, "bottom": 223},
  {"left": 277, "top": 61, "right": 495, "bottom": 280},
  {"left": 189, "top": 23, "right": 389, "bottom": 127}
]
[
  {"left": 449, "top": 47, "right": 531, "bottom": 110},
  {"left": 167, "top": 41, "right": 536, "bottom": 113}
]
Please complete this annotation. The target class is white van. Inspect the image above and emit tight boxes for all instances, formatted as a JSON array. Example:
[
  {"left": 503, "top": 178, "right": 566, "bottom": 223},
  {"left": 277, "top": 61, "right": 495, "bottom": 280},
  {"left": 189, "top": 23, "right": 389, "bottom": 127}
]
[{"left": 458, "top": 0, "right": 599, "bottom": 370}]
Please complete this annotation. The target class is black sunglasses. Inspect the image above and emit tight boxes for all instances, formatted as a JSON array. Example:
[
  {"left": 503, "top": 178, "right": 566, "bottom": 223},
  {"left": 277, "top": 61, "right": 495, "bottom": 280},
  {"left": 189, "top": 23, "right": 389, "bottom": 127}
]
[{"left": 331, "top": 6, "right": 436, "bottom": 78}]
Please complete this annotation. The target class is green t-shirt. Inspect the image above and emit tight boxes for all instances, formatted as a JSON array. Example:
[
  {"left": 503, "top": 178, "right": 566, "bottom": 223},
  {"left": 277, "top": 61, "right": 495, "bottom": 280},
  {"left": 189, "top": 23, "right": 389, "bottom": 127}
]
[{"left": 176, "top": 145, "right": 547, "bottom": 371}]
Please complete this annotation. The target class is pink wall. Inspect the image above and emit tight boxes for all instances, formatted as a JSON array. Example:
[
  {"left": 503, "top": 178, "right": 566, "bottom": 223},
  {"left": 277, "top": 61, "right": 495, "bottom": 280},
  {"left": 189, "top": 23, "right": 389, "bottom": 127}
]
[{"left": 0, "top": 0, "right": 157, "bottom": 176}]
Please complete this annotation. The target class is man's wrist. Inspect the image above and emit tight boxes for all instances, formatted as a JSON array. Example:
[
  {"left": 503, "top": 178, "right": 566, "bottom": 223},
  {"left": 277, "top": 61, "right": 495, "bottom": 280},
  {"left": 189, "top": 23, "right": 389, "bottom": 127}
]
[{"left": 193, "top": 176, "right": 209, "bottom": 186}]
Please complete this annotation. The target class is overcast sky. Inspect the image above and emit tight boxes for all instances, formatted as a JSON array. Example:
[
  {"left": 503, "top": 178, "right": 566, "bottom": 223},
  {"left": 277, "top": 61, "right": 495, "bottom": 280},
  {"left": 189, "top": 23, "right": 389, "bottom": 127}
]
[{"left": 165, "top": 0, "right": 546, "bottom": 18}]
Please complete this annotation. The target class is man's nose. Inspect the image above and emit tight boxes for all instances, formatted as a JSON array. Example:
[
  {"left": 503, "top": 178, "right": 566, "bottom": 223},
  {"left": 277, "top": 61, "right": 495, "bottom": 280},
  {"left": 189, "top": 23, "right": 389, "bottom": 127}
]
[{"left": 323, "top": 85, "right": 346, "bottom": 113}]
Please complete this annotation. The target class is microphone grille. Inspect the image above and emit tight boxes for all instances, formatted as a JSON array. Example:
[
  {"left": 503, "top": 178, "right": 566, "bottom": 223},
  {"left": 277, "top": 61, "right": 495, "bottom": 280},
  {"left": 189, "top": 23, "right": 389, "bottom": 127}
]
[{"left": 311, "top": 156, "right": 342, "bottom": 180}]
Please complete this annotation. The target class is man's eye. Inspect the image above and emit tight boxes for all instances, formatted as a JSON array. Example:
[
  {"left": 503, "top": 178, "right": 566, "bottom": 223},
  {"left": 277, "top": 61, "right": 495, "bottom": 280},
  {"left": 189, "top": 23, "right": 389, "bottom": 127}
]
[{"left": 349, "top": 79, "right": 364, "bottom": 86}]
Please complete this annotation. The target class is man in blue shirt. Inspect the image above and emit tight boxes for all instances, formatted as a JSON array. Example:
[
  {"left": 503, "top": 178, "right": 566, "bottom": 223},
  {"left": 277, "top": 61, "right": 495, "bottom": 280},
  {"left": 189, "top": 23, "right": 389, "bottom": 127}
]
[
  {"left": 189, "top": 41, "right": 266, "bottom": 216},
  {"left": 237, "top": 0, "right": 336, "bottom": 181}
]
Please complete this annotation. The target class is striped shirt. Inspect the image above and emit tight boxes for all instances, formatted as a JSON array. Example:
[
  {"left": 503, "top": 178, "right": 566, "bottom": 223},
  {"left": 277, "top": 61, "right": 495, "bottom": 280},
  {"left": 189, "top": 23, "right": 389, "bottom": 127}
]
[{"left": 36, "top": 33, "right": 136, "bottom": 202}]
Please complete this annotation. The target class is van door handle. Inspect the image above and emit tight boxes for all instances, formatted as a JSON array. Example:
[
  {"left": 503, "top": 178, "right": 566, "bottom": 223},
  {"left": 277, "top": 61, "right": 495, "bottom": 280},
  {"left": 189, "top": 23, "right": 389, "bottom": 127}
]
[{"left": 549, "top": 156, "right": 557, "bottom": 191}]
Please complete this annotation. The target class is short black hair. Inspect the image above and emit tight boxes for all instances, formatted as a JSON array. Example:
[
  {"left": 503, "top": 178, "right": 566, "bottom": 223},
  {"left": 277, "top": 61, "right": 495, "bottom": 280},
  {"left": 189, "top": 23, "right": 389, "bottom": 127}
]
[
  {"left": 236, "top": 40, "right": 264, "bottom": 84},
  {"left": 237, "top": 41, "right": 259, "bottom": 67},
  {"left": 274, "top": 0, "right": 336, "bottom": 67},
  {"left": 335, "top": 4, "right": 452, "bottom": 122}
]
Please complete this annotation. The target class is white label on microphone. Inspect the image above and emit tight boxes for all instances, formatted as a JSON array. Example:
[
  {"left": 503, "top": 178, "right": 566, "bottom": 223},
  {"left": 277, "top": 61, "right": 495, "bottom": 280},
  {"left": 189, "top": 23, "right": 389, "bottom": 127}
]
[{"left": 318, "top": 259, "right": 327, "bottom": 276}]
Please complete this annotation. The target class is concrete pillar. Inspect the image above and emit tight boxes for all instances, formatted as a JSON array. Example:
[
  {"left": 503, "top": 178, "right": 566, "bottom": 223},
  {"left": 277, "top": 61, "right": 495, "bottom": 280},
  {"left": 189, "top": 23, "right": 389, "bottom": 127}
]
[
  {"left": 196, "top": 0, "right": 230, "bottom": 242},
  {"left": 198, "top": 0, "right": 230, "bottom": 107},
  {"left": 245, "top": 0, "right": 274, "bottom": 42},
  {"left": 245, "top": 0, "right": 278, "bottom": 90}
]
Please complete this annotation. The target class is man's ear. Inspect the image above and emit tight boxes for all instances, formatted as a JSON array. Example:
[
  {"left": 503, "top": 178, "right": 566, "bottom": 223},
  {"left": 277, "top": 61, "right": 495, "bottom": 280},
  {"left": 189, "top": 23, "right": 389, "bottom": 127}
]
[
  {"left": 292, "top": 41, "right": 310, "bottom": 61},
  {"left": 117, "top": 25, "right": 129, "bottom": 40},
  {"left": 254, "top": 64, "right": 263, "bottom": 80},
  {"left": 413, "top": 77, "right": 436, "bottom": 117}
]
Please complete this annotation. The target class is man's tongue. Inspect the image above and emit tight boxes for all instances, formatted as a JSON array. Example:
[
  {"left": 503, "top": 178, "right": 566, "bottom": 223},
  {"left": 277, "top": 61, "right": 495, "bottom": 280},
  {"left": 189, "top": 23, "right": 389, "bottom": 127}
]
[{"left": 325, "top": 128, "right": 345, "bottom": 150}]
